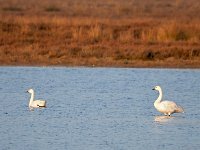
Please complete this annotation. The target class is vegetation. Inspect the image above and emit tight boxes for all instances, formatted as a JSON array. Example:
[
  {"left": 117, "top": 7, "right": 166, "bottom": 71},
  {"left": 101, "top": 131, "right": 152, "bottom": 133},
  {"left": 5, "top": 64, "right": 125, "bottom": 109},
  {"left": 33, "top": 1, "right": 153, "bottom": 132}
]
[{"left": 0, "top": 0, "right": 200, "bottom": 67}]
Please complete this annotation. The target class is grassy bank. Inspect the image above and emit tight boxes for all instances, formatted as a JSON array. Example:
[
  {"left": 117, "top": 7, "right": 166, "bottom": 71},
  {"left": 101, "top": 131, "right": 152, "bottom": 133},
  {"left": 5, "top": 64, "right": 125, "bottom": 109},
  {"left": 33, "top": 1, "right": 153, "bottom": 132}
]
[{"left": 0, "top": 0, "right": 200, "bottom": 67}]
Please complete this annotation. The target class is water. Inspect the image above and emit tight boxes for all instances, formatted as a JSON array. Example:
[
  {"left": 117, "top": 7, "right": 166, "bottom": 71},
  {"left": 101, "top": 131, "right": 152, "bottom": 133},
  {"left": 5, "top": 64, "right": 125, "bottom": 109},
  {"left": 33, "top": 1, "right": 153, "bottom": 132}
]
[{"left": 0, "top": 67, "right": 199, "bottom": 150}]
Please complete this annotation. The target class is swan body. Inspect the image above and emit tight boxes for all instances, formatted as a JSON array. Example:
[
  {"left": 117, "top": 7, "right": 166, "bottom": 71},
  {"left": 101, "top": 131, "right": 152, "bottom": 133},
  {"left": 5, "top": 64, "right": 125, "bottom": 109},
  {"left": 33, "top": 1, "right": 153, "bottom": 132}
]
[
  {"left": 27, "top": 89, "right": 46, "bottom": 109},
  {"left": 152, "top": 86, "right": 184, "bottom": 116}
]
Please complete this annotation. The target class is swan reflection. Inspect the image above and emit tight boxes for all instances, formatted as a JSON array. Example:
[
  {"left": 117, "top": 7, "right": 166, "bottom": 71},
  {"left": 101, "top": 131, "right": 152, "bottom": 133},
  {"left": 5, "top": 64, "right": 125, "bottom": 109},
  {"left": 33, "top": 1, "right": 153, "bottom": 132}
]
[{"left": 154, "top": 115, "right": 175, "bottom": 123}]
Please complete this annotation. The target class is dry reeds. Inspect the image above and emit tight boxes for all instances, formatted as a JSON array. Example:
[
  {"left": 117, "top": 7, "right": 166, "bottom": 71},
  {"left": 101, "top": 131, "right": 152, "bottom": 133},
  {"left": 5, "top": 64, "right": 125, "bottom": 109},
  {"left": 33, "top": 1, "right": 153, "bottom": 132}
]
[{"left": 0, "top": 0, "right": 200, "bottom": 67}]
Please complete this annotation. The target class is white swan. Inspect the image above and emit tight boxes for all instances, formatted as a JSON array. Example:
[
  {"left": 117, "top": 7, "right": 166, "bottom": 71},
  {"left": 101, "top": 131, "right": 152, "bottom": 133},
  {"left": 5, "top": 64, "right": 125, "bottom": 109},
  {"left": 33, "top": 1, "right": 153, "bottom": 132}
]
[
  {"left": 27, "top": 89, "right": 46, "bottom": 109},
  {"left": 152, "top": 86, "right": 184, "bottom": 116}
]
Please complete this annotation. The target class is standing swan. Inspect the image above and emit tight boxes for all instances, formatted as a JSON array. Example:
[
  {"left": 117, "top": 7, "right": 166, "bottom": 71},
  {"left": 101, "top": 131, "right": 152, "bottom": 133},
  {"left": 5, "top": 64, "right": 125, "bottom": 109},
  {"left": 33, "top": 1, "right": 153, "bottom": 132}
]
[
  {"left": 152, "top": 86, "right": 184, "bottom": 116},
  {"left": 27, "top": 89, "right": 46, "bottom": 109}
]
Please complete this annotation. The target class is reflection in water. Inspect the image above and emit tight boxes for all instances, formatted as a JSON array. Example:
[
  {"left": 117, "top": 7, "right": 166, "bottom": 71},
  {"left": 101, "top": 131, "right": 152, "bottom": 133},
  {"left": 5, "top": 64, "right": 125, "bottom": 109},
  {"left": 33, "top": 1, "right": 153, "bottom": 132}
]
[{"left": 154, "top": 115, "right": 175, "bottom": 123}]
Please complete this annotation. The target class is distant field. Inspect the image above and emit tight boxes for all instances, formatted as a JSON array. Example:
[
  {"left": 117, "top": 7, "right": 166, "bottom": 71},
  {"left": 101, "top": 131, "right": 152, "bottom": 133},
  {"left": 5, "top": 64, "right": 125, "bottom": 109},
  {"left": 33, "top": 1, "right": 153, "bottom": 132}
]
[{"left": 0, "top": 0, "right": 200, "bottom": 67}]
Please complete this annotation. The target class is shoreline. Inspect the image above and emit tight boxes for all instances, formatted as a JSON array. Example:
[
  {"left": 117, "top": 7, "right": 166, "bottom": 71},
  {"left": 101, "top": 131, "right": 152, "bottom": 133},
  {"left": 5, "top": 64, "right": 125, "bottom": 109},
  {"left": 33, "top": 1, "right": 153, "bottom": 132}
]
[{"left": 0, "top": 61, "right": 200, "bottom": 69}]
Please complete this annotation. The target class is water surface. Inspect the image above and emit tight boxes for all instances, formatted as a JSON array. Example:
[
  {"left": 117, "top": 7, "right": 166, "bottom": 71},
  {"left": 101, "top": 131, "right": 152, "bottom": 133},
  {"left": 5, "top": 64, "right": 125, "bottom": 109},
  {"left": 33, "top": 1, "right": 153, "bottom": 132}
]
[{"left": 0, "top": 67, "right": 199, "bottom": 150}]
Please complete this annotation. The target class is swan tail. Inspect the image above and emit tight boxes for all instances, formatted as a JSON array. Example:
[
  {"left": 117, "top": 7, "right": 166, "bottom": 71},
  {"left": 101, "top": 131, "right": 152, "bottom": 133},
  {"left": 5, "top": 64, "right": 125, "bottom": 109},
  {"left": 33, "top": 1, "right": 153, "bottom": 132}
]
[
  {"left": 42, "top": 101, "right": 46, "bottom": 107},
  {"left": 175, "top": 106, "right": 184, "bottom": 113}
]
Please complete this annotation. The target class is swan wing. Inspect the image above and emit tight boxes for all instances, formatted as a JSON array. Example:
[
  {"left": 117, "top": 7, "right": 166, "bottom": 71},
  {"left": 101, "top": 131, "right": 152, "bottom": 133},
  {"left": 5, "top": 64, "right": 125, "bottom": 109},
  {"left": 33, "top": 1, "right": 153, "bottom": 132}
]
[
  {"left": 160, "top": 101, "right": 179, "bottom": 112},
  {"left": 34, "top": 100, "right": 46, "bottom": 107}
]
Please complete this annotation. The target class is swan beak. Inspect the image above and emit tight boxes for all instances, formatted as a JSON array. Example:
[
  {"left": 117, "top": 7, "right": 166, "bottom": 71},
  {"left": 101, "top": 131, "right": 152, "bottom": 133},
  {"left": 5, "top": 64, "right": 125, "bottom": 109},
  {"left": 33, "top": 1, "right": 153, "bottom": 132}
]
[{"left": 152, "top": 88, "right": 155, "bottom": 90}]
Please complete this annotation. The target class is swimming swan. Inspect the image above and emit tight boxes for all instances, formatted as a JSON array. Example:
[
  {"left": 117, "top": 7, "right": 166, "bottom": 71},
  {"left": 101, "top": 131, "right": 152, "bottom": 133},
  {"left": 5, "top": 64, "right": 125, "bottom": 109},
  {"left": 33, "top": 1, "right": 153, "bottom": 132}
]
[
  {"left": 152, "top": 86, "right": 184, "bottom": 116},
  {"left": 27, "top": 89, "right": 46, "bottom": 109}
]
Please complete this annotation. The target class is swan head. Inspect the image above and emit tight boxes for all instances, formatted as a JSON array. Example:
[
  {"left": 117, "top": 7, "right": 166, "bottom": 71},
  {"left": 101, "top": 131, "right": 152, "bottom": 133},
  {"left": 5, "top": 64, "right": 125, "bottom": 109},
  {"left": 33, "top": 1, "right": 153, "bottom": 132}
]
[
  {"left": 27, "top": 89, "right": 34, "bottom": 94},
  {"left": 152, "top": 85, "right": 161, "bottom": 91}
]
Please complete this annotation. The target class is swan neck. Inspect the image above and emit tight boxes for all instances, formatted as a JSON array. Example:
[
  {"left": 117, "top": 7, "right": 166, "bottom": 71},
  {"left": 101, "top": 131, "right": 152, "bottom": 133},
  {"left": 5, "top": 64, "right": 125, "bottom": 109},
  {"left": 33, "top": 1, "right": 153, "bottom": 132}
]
[
  {"left": 29, "top": 92, "right": 34, "bottom": 106},
  {"left": 155, "top": 89, "right": 162, "bottom": 103}
]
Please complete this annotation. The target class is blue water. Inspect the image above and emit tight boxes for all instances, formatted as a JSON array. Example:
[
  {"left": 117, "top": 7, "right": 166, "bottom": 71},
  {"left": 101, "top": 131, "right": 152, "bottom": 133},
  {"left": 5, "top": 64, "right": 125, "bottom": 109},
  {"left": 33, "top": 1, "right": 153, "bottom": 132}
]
[{"left": 0, "top": 67, "right": 199, "bottom": 150}]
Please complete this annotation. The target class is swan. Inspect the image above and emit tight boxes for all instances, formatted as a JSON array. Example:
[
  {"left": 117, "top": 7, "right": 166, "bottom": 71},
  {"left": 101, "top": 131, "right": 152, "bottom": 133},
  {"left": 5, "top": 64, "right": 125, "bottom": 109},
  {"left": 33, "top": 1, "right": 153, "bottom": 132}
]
[
  {"left": 27, "top": 89, "right": 46, "bottom": 109},
  {"left": 152, "top": 86, "right": 184, "bottom": 116}
]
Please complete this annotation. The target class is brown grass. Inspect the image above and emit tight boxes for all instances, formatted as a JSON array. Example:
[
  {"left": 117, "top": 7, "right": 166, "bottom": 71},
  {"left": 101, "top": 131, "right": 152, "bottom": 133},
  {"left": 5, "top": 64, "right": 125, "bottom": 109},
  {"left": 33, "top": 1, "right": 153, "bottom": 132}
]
[{"left": 0, "top": 0, "right": 200, "bottom": 67}]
